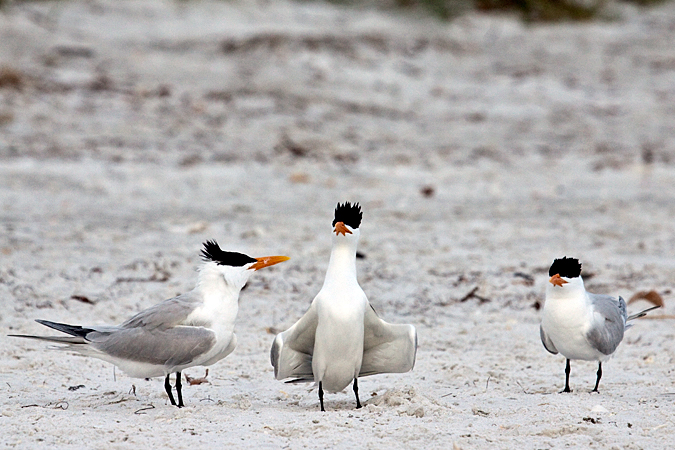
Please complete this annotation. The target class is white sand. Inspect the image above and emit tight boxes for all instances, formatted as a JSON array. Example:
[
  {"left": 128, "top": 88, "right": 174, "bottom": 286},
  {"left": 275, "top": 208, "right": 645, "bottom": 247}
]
[{"left": 1, "top": 0, "right": 675, "bottom": 448}]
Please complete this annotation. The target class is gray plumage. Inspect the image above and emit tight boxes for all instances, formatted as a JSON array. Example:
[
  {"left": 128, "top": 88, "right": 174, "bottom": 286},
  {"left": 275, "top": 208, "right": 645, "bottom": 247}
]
[
  {"left": 541, "top": 260, "right": 660, "bottom": 393},
  {"left": 540, "top": 325, "right": 558, "bottom": 355},
  {"left": 271, "top": 304, "right": 417, "bottom": 382},
  {"left": 20, "top": 292, "right": 217, "bottom": 370},
  {"left": 121, "top": 291, "right": 202, "bottom": 329},
  {"left": 92, "top": 326, "right": 215, "bottom": 367},
  {"left": 585, "top": 294, "right": 627, "bottom": 356},
  {"left": 540, "top": 294, "right": 651, "bottom": 358},
  {"left": 9, "top": 240, "right": 290, "bottom": 407}
]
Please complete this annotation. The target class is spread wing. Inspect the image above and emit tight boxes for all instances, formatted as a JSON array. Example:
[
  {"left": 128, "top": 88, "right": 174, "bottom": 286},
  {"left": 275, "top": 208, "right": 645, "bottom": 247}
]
[
  {"left": 271, "top": 302, "right": 318, "bottom": 381},
  {"left": 121, "top": 291, "right": 201, "bottom": 330},
  {"left": 585, "top": 294, "right": 626, "bottom": 356},
  {"left": 359, "top": 303, "right": 417, "bottom": 377},
  {"left": 540, "top": 324, "right": 558, "bottom": 354}
]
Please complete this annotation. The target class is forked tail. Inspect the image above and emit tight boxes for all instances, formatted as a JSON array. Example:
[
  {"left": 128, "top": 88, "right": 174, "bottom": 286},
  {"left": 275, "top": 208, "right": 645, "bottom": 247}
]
[
  {"left": 8, "top": 319, "right": 91, "bottom": 344},
  {"left": 627, "top": 305, "right": 661, "bottom": 321}
]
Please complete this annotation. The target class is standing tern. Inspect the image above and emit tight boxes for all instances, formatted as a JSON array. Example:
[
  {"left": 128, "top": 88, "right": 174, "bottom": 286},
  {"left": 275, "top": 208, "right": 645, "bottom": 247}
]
[
  {"left": 10, "top": 240, "right": 289, "bottom": 407},
  {"left": 540, "top": 256, "right": 659, "bottom": 393},
  {"left": 271, "top": 202, "right": 417, "bottom": 411}
]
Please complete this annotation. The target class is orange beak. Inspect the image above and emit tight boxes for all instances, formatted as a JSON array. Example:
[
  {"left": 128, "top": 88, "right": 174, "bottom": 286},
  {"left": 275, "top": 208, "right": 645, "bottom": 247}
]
[
  {"left": 249, "top": 255, "right": 290, "bottom": 271},
  {"left": 549, "top": 273, "right": 568, "bottom": 287},
  {"left": 334, "top": 221, "right": 352, "bottom": 236}
]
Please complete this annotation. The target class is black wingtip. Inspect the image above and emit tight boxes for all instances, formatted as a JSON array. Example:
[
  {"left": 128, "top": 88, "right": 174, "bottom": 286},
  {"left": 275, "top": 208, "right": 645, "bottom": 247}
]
[
  {"left": 332, "top": 202, "right": 363, "bottom": 229},
  {"left": 284, "top": 378, "right": 314, "bottom": 384},
  {"left": 34, "top": 319, "right": 92, "bottom": 338},
  {"left": 549, "top": 256, "right": 582, "bottom": 278},
  {"left": 35, "top": 319, "right": 62, "bottom": 329}
]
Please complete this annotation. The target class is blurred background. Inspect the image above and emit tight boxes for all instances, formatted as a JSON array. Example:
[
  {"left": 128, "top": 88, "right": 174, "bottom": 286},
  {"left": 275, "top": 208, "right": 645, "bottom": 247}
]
[
  {"left": 1, "top": 0, "right": 675, "bottom": 309},
  {"left": 1, "top": 0, "right": 674, "bottom": 166},
  {"left": 1, "top": 2, "right": 675, "bottom": 447},
  {"left": 0, "top": 0, "right": 673, "bottom": 337}
]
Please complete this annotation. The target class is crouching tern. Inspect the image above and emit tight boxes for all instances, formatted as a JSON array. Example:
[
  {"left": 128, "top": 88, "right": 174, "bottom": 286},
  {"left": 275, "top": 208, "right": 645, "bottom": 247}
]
[
  {"left": 10, "top": 240, "right": 289, "bottom": 407},
  {"left": 271, "top": 202, "right": 417, "bottom": 411},
  {"left": 540, "top": 256, "right": 659, "bottom": 393}
]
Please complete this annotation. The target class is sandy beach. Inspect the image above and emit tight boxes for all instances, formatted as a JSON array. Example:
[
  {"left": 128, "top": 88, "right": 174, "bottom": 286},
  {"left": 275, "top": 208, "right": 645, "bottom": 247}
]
[{"left": 1, "top": 0, "right": 675, "bottom": 448}]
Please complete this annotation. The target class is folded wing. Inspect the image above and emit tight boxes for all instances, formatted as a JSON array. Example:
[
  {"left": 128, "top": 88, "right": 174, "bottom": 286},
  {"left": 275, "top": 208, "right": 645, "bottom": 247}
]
[
  {"left": 540, "top": 324, "right": 558, "bottom": 354},
  {"left": 91, "top": 326, "right": 217, "bottom": 367},
  {"left": 359, "top": 304, "right": 417, "bottom": 377},
  {"left": 586, "top": 294, "right": 626, "bottom": 356},
  {"left": 121, "top": 292, "right": 201, "bottom": 330}
]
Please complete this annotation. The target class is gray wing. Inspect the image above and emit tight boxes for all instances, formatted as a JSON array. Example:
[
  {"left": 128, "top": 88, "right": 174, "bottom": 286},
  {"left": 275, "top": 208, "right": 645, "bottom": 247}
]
[
  {"left": 121, "top": 291, "right": 201, "bottom": 330},
  {"left": 271, "top": 303, "right": 318, "bottom": 381},
  {"left": 359, "top": 303, "right": 417, "bottom": 377},
  {"left": 585, "top": 293, "right": 626, "bottom": 356},
  {"left": 13, "top": 319, "right": 217, "bottom": 367},
  {"left": 90, "top": 326, "right": 216, "bottom": 367},
  {"left": 540, "top": 324, "right": 558, "bottom": 354}
]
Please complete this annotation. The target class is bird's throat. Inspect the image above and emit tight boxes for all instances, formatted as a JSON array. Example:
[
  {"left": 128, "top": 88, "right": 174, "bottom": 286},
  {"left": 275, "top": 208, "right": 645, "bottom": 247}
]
[{"left": 323, "top": 244, "right": 358, "bottom": 286}]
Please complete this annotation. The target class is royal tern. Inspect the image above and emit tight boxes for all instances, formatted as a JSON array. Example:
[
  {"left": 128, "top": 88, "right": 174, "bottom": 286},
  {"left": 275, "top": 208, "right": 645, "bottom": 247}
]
[
  {"left": 271, "top": 202, "right": 417, "bottom": 411},
  {"left": 10, "top": 240, "right": 289, "bottom": 407},
  {"left": 540, "top": 256, "right": 659, "bottom": 393}
]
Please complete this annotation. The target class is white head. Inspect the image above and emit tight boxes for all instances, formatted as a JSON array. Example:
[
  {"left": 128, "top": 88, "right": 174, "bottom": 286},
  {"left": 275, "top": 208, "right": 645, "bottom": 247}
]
[
  {"left": 330, "top": 201, "right": 362, "bottom": 247},
  {"left": 546, "top": 256, "right": 585, "bottom": 298},
  {"left": 199, "top": 240, "right": 289, "bottom": 291}
]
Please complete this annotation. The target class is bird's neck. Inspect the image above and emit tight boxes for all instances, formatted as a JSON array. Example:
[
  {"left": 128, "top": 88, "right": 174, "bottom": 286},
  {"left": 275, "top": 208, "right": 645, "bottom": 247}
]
[
  {"left": 545, "top": 279, "right": 588, "bottom": 314},
  {"left": 323, "top": 241, "right": 358, "bottom": 287},
  {"left": 195, "top": 264, "right": 241, "bottom": 312}
]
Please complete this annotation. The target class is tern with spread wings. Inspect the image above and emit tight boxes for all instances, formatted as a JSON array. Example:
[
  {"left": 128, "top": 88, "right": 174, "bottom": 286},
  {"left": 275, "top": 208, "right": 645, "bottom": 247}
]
[
  {"left": 11, "top": 240, "right": 289, "bottom": 407},
  {"left": 271, "top": 202, "right": 417, "bottom": 411}
]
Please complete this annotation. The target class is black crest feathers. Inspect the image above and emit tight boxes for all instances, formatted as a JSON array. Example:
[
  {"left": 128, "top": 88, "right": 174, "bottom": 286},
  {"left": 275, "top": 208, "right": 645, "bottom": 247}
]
[
  {"left": 332, "top": 202, "right": 363, "bottom": 229},
  {"left": 201, "top": 240, "right": 256, "bottom": 267},
  {"left": 549, "top": 257, "right": 582, "bottom": 278}
]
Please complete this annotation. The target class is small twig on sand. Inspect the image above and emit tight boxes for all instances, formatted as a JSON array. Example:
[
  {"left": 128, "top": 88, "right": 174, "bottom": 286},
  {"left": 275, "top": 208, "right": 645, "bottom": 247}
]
[
  {"left": 134, "top": 404, "right": 155, "bottom": 415},
  {"left": 70, "top": 295, "right": 95, "bottom": 305},
  {"left": 459, "top": 287, "right": 490, "bottom": 303},
  {"left": 516, "top": 380, "right": 528, "bottom": 394},
  {"left": 22, "top": 401, "right": 69, "bottom": 410}
]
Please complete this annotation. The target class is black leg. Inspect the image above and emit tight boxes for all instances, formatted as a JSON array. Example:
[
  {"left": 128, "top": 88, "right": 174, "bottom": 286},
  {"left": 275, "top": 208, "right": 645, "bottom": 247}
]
[
  {"left": 319, "top": 381, "right": 325, "bottom": 412},
  {"left": 165, "top": 374, "right": 177, "bottom": 406},
  {"left": 175, "top": 371, "right": 184, "bottom": 407},
  {"left": 561, "top": 359, "right": 572, "bottom": 393},
  {"left": 591, "top": 362, "right": 602, "bottom": 393},
  {"left": 353, "top": 378, "right": 362, "bottom": 409}
]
